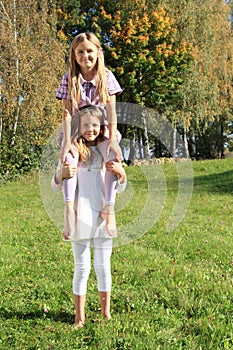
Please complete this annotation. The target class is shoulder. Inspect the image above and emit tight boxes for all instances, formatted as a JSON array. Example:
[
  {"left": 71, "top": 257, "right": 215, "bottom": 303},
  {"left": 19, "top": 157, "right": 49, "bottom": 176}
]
[
  {"left": 106, "top": 69, "right": 116, "bottom": 81},
  {"left": 106, "top": 69, "right": 123, "bottom": 95},
  {"left": 56, "top": 73, "right": 69, "bottom": 99},
  {"left": 61, "top": 72, "right": 68, "bottom": 82},
  {"left": 58, "top": 72, "right": 69, "bottom": 86}
]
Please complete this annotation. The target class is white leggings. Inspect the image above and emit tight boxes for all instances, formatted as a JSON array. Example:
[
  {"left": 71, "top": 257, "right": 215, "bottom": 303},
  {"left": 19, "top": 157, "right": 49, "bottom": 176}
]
[{"left": 71, "top": 238, "right": 113, "bottom": 295}]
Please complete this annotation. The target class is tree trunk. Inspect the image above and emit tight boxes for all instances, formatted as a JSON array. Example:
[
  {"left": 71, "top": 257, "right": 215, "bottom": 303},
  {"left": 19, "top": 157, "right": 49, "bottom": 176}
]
[
  {"left": 189, "top": 134, "right": 196, "bottom": 159},
  {"left": 183, "top": 130, "right": 190, "bottom": 158},
  {"left": 10, "top": 0, "right": 20, "bottom": 147},
  {"left": 171, "top": 127, "right": 177, "bottom": 157},
  {"left": 10, "top": 97, "right": 21, "bottom": 147},
  {"left": 128, "top": 131, "right": 136, "bottom": 165},
  {"left": 220, "top": 120, "right": 225, "bottom": 159},
  {"left": 141, "top": 110, "right": 150, "bottom": 160},
  {"left": 137, "top": 128, "right": 143, "bottom": 159}
]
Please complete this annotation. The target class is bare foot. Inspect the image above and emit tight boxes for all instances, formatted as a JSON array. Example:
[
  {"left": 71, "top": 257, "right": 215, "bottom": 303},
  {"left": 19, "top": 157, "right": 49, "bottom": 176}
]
[
  {"left": 72, "top": 320, "right": 84, "bottom": 329},
  {"left": 62, "top": 231, "right": 71, "bottom": 241},
  {"left": 100, "top": 205, "right": 117, "bottom": 236},
  {"left": 102, "top": 313, "right": 111, "bottom": 320}
]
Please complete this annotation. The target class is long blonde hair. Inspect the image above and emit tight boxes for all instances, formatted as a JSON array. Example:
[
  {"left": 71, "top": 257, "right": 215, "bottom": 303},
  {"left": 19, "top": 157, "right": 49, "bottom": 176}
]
[
  {"left": 71, "top": 105, "right": 106, "bottom": 162},
  {"left": 67, "top": 32, "right": 110, "bottom": 111}
]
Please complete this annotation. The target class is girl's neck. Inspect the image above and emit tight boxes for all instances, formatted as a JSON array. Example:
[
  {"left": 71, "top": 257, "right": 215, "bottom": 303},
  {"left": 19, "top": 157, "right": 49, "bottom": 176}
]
[
  {"left": 80, "top": 68, "right": 96, "bottom": 82},
  {"left": 86, "top": 140, "right": 97, "bottom": 147}
]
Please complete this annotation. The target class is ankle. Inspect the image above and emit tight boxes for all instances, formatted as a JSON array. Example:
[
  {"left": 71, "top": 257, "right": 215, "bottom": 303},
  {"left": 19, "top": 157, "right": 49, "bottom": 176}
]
[
  {"left": 101, "top": 311, "right": 111, "bottom": 320},
  {"left": 75, "top": 316, "right": 85, "bottom": 324}
]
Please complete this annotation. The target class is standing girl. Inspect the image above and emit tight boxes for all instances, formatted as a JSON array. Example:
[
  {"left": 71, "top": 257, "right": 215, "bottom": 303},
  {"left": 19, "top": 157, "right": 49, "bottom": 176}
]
[
  {"left": 52, "top": 105, "right": 126, "bottom": 328},
  {"left": 56, "top": 32, "right": 123, "bottom": 238}
]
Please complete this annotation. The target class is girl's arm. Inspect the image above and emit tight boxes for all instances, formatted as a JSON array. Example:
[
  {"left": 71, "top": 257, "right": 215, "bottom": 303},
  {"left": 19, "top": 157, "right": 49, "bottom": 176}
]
[
  {"left": 60, "top": 108, "right": 72, "bottom": 163},
  {"left": 62, "top": 98, "right": 72, "bottom": 115},
  {"left": 105, "top": 159, "right": 127, "bottom": 194},
  {"left": 106, "top": 95, "right": 117, "bottom": 141},
  {"left": 105, "top": 158, "right": 126, "bottom": 184},
  {"left": 53, "top": 162, "right": 77, "bottom": 187},
  {"left": 106, "top": 95, "right": 122, "bottom": 159}
]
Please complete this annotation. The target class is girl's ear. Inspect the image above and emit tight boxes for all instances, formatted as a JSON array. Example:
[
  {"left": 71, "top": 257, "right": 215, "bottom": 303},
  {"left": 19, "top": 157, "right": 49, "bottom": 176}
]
[{"left": 98, "top": 47, "right": 103, "bottom": 56}]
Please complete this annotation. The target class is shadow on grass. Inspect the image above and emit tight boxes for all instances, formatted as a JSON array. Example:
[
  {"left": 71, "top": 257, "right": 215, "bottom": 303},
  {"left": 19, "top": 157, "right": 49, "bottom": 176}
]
[
  {"left": 0, "top": 307, "right": 73, "bottom": 324},
  {"left": 194, "top": 169, "right": 233, "bottom": 194}
]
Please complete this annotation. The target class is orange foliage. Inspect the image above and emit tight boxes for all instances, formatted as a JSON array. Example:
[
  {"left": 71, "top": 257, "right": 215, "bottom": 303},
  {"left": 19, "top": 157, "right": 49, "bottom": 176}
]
[{"left": 97, "top": 1, "right": 195, "bottom": 107}]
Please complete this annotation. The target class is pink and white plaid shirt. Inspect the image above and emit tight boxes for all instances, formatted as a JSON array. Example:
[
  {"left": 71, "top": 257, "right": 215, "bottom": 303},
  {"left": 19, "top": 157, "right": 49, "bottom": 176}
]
[{"left": 56, "top": 70, "right": 122, "bottom": 109}]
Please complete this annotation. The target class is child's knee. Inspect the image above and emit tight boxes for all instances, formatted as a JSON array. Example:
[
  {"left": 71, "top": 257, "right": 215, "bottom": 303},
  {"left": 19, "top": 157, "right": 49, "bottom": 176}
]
[{"left": 95, "top": 264, "right": 111, "bottom": 291}]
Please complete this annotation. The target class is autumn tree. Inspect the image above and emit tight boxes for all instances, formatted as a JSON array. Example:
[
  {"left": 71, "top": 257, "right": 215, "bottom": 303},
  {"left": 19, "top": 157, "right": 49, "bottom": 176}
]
[
  {"left": 0, "top": 0, "right": 65, "bottom": 176},
  {"left": 164, "top": 0, "right": 233, "bottom": 158},
  {"left": 75, "top": 1, "right": 193, "bottom": 159},
  {"left": 54, "top": 0, "right": 233, "bottom": 159},
  {"left": 87, "top": 2, "right": 194, "bottom": 109},
  {"left": 56, "top": 0, "right": 84, "bottom": 43}
]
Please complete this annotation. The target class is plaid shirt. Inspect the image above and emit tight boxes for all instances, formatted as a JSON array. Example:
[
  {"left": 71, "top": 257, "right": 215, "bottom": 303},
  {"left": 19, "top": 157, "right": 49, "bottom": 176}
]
[{"left": 56, "top": 70, "right": 122, "bottom": 108}]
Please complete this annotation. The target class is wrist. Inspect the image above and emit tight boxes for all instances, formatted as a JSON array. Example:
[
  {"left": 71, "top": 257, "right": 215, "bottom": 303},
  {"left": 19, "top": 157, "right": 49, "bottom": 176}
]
[
  {"left": 117, "top": 168, "right": 126, "bottom": 183},
  {"left": 109, "top": 136, "right": 117, "bottom": 141},
  {"left": 118, "top": 174, "right": 125, "bottom": 184},
  {"left": 108, "top": 123, "right": 117, "bottom": 139}
]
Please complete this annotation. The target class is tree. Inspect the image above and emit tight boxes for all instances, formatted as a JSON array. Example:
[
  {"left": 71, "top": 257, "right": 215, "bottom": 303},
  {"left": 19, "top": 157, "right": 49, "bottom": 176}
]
[
  {"left": 164, "top": 0, "right": 233, "bottom": 159},
  {"left": 56, "top": 0, "right": 83, "bottom": 42},
  {"left": 0, "top": 0, "right": 65, "bottom": 176},
  {"left": 81, "top": 1, "right": 194, "bottom": 160},
  {"left": 96, "top": 3, "right": 194, "bottom": 108}
]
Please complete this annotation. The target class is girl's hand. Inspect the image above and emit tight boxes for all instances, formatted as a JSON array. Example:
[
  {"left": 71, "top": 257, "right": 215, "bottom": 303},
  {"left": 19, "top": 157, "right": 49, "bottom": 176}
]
[
  {"left": 61, "top": 162, "right": 77, "bottom": 179},
  {"left": 105, "top": 157, "right": 126, "bottom": 184}
]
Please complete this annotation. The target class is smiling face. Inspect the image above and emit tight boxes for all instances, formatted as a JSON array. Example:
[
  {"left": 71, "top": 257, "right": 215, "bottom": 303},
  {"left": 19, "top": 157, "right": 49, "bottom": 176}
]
[
  {"left": 80, "top": 113, "right": 101, "bottom": 143},
  {"left": 74, "top": 40, "right": 100, "bottom": 74}
]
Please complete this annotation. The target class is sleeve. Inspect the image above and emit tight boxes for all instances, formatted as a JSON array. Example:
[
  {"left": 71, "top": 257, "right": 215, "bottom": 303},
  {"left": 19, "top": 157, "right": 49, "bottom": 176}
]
[
  {"left": 56, "top": 73, "right": 69, "bottom": 100},
  {"left": 116, "top": 178, "right": 127, "bottom": 194},
  {"left": 107, "top": 70, "right": 123, "bottom": 96}
]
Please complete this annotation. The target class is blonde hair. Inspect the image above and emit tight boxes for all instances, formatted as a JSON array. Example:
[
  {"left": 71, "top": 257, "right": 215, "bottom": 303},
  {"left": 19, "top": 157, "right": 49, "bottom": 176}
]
[
  {"left": 67, "top": 32, "right": 110, "bottom": 111},
  {"left": 71, "top": 105, "right": 105, "bottom": 162}
]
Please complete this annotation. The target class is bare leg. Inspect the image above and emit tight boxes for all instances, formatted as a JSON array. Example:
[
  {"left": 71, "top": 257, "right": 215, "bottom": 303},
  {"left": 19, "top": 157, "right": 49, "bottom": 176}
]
[
  {"left": 63, "top": 201, "right": 75, "bottom": 240},
  {"left": 73, "top": 294, "right": 86, "bottom": 329},
  {"left": 99, "top": 291, "right": 111, "bottom": 320},
  {"left": 62, "top": 149, "right": 78, "bottom": 241},
  {"left": 97, "top": 140, "right": 117, "bottom": 236}
]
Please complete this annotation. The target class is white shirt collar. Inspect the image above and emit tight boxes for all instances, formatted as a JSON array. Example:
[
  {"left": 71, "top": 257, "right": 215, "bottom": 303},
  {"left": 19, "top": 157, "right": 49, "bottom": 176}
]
[{"left": 80, "top": 73, "right": 96, "bottom": 87}]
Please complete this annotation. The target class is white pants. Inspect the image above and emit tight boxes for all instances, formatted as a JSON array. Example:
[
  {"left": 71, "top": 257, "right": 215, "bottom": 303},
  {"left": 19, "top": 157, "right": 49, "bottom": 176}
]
[{"left": 71, "top": 238, "right": 112, "bottom": 295}]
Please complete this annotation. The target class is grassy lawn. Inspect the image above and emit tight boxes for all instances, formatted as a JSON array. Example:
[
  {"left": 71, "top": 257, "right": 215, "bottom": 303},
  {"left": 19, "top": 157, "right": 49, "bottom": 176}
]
[{"left": 0, "top": 159, "right": 232, "bottom": 350}]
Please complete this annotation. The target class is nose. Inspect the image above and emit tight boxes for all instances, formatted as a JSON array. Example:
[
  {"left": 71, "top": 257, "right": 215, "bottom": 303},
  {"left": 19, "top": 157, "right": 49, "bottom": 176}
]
[{"left": 87, "top": 124, "right": 93, "bottom": 131}]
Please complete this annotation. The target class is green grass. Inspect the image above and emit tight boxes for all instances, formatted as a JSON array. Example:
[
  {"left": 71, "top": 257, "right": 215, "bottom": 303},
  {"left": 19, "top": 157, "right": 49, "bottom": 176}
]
[{"left": 0, "top": 159, "right": 232, "bottom": 350}]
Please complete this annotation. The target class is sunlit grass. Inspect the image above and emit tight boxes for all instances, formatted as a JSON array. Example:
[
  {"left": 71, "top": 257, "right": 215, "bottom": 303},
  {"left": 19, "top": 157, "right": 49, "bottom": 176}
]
[{"left": 0, "top": 159, "right": 232, "bottom": 349}]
